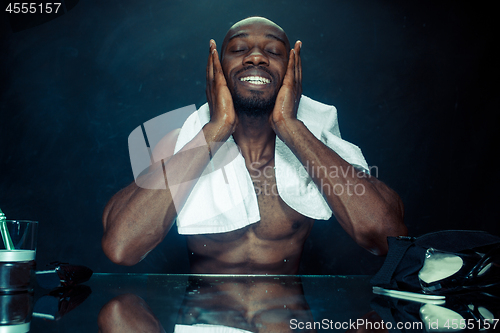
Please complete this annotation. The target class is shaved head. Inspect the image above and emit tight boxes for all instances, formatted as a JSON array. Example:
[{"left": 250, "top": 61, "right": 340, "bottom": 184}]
[{"left": 221, "top": 17, "right": 291, "bottom": 60}]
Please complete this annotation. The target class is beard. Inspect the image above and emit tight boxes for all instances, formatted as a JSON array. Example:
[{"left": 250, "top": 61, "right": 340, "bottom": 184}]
[
  {"left": 231, "top": 80, "right": 278, "bottom": 118},
  {"left": 226, "top": 67, "right": 279, "bottom": 118}
]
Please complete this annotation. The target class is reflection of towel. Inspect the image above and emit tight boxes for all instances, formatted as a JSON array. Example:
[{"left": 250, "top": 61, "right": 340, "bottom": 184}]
[
  {"left": 173, "top": 95, "right": 369, "bottom": 235},
  {"left": 174, "top": 324, "right": 252, "bottom": 333}
]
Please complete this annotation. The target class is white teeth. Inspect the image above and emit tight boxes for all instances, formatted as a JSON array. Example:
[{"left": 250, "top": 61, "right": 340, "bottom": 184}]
[{"left": 240, "top": 76, "right": 270, "bottom": 84}]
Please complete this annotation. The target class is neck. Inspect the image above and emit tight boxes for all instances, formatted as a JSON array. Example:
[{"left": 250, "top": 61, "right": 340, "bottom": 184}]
[{"left": 232, "top": 113, "right": 276, "bottom": 165}]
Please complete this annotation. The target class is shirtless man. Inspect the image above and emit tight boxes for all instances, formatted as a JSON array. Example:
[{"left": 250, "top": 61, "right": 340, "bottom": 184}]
[{"left": 101, "top": 17, "right": 407, "bottom": 274}]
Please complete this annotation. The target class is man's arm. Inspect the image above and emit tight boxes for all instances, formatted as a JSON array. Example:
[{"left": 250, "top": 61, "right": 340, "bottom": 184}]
[
  {"left": 102, "top": 40, "right": 237, "bottom": 266},
  {"left": 98, "top": 294, "right": 165, "bottom": 333},
  {"left": 102, "top": 125, "right": 231, "bottom": 265},
  {"left": 270, "top": 41, "right": 406, "bottom": 255},
  {"left": 276, "top": 119, "right": 406, "bottom": 255}
]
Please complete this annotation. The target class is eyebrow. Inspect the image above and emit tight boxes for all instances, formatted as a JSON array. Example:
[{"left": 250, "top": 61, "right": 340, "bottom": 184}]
[{"left": 227, "top": 32, "right": 288, "bottom": 47}]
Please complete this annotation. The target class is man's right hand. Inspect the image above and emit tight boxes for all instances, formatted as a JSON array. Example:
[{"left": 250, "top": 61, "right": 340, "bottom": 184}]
[{"left": 206, "top": 39, "right": 238, "bottom": 135}]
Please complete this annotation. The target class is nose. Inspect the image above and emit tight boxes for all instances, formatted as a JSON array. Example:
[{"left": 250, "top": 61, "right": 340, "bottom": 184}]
[{"left": 243, "top": 48, "right": 269, "bottom": 66}]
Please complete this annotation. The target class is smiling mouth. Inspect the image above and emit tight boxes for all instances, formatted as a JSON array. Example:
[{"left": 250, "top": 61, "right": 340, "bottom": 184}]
[{"left": 240, "top": 76, "right": 271, "bottom": 85}]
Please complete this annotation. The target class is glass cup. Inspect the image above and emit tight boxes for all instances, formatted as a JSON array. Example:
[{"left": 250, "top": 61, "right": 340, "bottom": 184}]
[
  {"left": 0, "top": 221, "right": 38, "bottom": 294},
  {"left": 0, "top": 291, "right": 33, "bottom": 332}
]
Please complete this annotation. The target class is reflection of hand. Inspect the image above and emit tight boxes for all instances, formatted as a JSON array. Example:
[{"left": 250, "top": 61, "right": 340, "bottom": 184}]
[
  {"left": 206, "top": 39, "right": 238, "bottom": 135},
  {"left": 270, "top": 40, "right": 302, "bottom": 134}
]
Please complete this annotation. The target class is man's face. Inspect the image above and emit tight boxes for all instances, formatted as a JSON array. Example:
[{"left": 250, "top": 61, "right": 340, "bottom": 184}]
[{"left": 221, "top": 18, "right": 290, "bottom": 117}]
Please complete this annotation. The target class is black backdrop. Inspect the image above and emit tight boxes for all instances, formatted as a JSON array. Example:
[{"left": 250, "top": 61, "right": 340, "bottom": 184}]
[{"left": 1, "top": 0, "right": 498, "bottom": 274}]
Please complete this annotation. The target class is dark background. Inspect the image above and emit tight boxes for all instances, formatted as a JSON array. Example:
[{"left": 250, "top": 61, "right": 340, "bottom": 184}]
[{"left": 1, "top": 0, "right": 498, "bottom": 274}]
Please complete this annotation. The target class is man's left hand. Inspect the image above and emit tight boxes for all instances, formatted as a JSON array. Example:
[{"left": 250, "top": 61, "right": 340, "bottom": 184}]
[{"left": 269, "top": 40, "right": 302, "bottom": 135}]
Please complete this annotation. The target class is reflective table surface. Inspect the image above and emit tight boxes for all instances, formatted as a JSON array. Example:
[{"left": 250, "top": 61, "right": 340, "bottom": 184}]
[{"left": 3, "top": 274, "right": 499, "bottom": 332}]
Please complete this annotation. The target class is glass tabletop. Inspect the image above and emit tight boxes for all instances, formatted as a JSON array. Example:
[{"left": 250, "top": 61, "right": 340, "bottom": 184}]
[
  {"left": 4, "top": 274, "right": 498, "bottom": 332},
  {"left": 27, "top": 274, "right": 374, "bottom": 332}
]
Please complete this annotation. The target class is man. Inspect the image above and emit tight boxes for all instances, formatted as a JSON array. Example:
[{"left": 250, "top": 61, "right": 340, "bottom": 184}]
[{"left": 102, "top": 17, "right": 407, "bottom": 274}]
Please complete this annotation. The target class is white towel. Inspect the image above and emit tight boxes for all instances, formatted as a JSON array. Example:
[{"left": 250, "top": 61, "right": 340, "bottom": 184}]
[{"left": 172, "top": 95, "right": 369, "bottom": 235}]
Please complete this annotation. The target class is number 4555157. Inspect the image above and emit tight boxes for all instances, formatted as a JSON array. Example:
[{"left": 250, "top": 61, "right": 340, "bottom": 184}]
[{"left": 5, "top": 3, "right": 62, "bottom": 14}]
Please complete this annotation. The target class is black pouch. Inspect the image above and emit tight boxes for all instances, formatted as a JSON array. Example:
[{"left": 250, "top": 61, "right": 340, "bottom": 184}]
[
  {"left": 370, "top": 230, "right": 500, "bottom": 295},
  {"left": 370, "top": 291, "right": 500, "bottom": 333}
]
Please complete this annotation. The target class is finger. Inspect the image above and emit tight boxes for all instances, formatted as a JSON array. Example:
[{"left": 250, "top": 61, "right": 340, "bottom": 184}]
[
  {"left": 293, "top": 41, "right": 301, "bottom": 84},
  {"left": 212, "top": 48, "right": 226, "bottom": 86},
  {"left": 206, "top": 40, "right": 216, "bottom": 105},
  {"left": 296, "top": 41, "right": 302, "bottom": 84},
  {"left": 206, "top": 47, "right": 212, "bottom": 100},
  {"left": 284, "top": 48, "right": 295, "bottom": 85},
  {"left": 207, "top": 40, "right": 215, "bottom": 83}
]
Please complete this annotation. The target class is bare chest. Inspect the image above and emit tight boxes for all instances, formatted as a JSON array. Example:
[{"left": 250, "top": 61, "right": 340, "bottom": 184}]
[
  {"left": 195, "top": 162, "right": 312, "bottom": 244},
  {"left": 251, "top": 165, "right": 308, "bottom": 238}
]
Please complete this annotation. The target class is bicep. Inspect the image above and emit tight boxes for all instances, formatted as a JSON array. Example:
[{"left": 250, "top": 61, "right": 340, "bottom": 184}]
[{"left": 355, "top": 167, "right": 404, "bottom": 217}]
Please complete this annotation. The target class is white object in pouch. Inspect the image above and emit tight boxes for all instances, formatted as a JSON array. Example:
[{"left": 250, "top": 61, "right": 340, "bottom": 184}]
[{"left": 418, "top": 252, "right": 463, "bottom": 284}]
